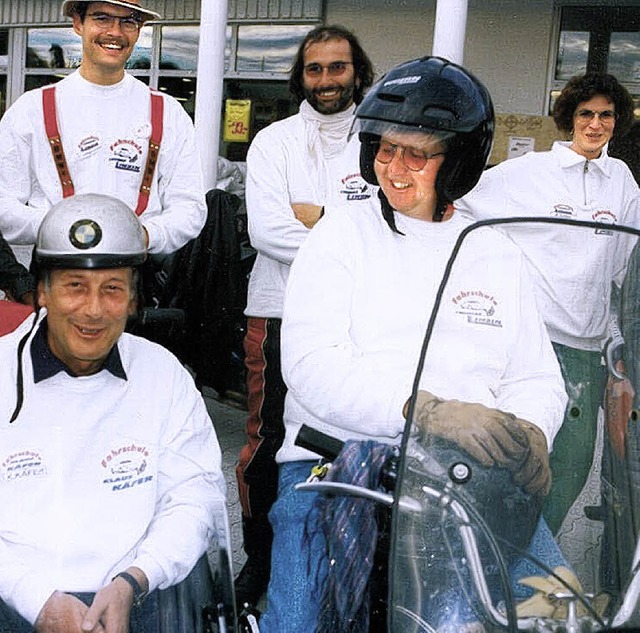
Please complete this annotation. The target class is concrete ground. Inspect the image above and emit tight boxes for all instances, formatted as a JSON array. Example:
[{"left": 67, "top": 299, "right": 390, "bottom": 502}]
[{"left": 202, "top": 388, "right": 248, "bottom": 578}]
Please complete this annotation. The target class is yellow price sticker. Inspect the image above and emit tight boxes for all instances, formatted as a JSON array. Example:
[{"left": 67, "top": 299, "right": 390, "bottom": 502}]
[{"left": 223, "top": 99, "right": 251, "bottom": 143}]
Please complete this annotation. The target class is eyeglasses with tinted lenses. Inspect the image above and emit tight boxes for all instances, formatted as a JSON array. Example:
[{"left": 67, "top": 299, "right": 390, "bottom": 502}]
[
  {"left": 375, "top": 141, "right": 445, "bottom": 171},
  {"left": 303, "top": 61, "right": 353, "bottom": 77},
  {"left": 88, "top": 12, "right": 143, "bottom": 33},
  {"left": 575, "top": 109, "right": 616, "bottom": 124}
]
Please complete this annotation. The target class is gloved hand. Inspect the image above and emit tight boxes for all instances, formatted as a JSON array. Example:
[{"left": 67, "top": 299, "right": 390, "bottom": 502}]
[
  {"left": 515, "top": 566, "right": 609, "bottom": 619},
  {"left": 408, "top": 390, "right": 551, "bottom": 497}
]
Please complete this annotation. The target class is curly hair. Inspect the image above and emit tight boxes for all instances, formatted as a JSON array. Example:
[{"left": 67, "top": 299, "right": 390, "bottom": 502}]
[
  {"left": 553, "top": 72, "right": 635, "bottom": 137},
  {"left": 288, "top": 25, "right": 374, "bottom": 105}
]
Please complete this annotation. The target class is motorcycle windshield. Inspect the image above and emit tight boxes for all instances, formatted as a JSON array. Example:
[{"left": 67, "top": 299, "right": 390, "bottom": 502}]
[{"left": 390, "top": 217, "right": 640, "bottom": 633}]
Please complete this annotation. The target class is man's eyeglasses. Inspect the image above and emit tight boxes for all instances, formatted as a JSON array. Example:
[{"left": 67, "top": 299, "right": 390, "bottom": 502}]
[
  {"left": 375, "top": 140, "right": 445, "bottom": 172},
  {"left": 303, "top": 61, "right": 353, "bottom": 77},
  {"left": 575, "top": 109, "right": 617, "bottom": 124},
  {"left": 88, "top": 12, "right": 143, "bottom": 33}
]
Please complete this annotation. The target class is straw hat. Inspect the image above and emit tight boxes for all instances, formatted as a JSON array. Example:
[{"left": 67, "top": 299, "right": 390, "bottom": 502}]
[{"left": 62, "top": 0, "right": 162, "bottom": 22}]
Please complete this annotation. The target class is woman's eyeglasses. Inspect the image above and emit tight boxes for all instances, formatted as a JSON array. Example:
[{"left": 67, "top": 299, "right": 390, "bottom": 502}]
[
  {"left": 88, "top": 12, "right": 143, "bottom": 33},
  {"left": 575, "top": 109, "right": 617, "bottom": 124},
  {"left": 375, "top": 140, "right": 445, "bottom": 172},
  {"left": 303, "top": 61, "right": 353, "bottom": 77}
]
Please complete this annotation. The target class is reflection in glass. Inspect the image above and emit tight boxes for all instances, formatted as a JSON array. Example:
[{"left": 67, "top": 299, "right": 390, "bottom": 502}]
[
  {"left": 160, "top": 26, "right": 199, "bottom": 71},
  {"left": 27, "top": 28, "right": 81, "bottom": 69},
  {"left": 128, "top": 27, "right": 152, "bottom": 70},
  {"left": 0, "top": 75, "right": 6, "bottom": 118},
  {"left": 26, "top": 26, "right": 152, "bottom": 70},
  {"left": 158, "top": 76, "right": 197, "bottom": 119},
  {"left": 0, "top": 29, "right": 8, "bottom": 68},
  {"left": 24, "top": 75, "right": 65, "bottom": 92},
  {"left": 609, "top": 32, "right": 640, "bottom": 84},
  {"left": 555, "top": 30, "right": 589, "bottom": 80},
  {"left": 237, "top": 24, "right": 312, "bottom": 73}
]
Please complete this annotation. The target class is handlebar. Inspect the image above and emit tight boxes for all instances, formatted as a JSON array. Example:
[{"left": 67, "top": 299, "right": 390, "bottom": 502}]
[{"left": 294, "top": 424, "right": 344, "bottom": 461}]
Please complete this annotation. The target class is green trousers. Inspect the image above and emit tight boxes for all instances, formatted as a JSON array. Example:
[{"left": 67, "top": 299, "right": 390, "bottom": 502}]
[{"left": 542, "top": 342, "right": 606, "bottom": 535}]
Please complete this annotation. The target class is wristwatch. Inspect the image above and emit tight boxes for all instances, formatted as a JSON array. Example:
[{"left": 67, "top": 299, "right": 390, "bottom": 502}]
[{"left": 113, "top": 571, "right": 147, "bottom": 607}]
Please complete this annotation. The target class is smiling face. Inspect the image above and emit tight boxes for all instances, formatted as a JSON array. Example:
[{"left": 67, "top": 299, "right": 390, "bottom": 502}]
[
  {"left": 38, "top": 268, "right": 136, "bottom": 376},
  {"left": 570, "top": 94, "right": 616, "bottom": 159},
  {"left": 73, "top": 2, "right": 142, "bottom": 85},
  {"left": 373, "top": 131, "right": 447, "bottom": 222},
  {"left": 301, "top": 37, "right": 358, "bottom": 114}
]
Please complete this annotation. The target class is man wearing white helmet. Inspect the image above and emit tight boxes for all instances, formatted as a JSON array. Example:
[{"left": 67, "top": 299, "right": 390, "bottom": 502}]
[
  {"left": 0, "top": 194, "right": 225, "bottom": 632},
  {"left": 0, "top": 0, "right": 205, "bottom": 256}
]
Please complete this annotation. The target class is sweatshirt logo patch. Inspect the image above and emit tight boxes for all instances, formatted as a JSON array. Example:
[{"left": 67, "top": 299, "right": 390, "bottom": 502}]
[
  {"left": 551, "top": 204, "right": 575, "bottom": 218},
  {"left": 108, "top": 139, "right": 142, "bottom": 173},
  {"left": 452, "top": 289, "right": 503, "bottom": 328},
  {"left": 77, "top": 135, "right": 101, "bottom": 158},
  {"left": 101, "top": 443, "right": 154, "bottom": 491},
  {"left": 340, "top": 174, "right": 371, "bottom": 201},
  {"left": 1, "top": 450, "right": 48, "bottom": 482},
  {"left": 592, "top": 209, "right": 617, "bottom": 236}
]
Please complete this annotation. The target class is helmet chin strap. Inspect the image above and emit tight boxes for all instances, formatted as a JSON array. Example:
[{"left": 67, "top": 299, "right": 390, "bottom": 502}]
[{"left": 378, "top": 183, "right": 451, "bottom": 233}]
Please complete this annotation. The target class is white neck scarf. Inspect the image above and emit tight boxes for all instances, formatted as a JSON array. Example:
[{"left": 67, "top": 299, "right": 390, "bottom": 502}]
[{"left": 299, "top": 101, "right": 356, "bottom": 200}]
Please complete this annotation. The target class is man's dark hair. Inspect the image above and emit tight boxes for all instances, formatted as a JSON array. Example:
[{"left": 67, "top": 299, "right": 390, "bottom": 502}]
[
  {"left": 289, "top": 25, "right": 374, "bottom": 105},
  {"left": 69, "top": 2, "right": 88, "bottom": 20},
  {"left": 553, "top": 72, "right": 636, "bottom": 138}
]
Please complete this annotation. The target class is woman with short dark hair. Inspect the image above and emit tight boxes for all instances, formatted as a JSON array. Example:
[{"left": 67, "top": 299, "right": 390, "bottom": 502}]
[{"left": 457, "top": 71, "right": 640, "bottom": 536}]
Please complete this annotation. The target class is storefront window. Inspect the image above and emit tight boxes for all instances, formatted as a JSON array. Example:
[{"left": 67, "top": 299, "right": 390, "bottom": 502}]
[
  {"left": 25, "top": 26, "right": 151, "bottom": 70},
  {"left": 236, "top": 24, "right": 311, "bottom": 73},
  {"left": 158, "top": 76, "right": 197, "bottom": 117},
  {"left": 220, "top": 79, "right": 298, "bottom": 162},
  {"left": 26, "top": 27, "right": 80, "bottom": 69},
  {"left": 550, "top": 6, "right": 640, "bottom": 114},
  {"left": 0, "top": 29, "right": 7, "bottom": 117},
  {"left": 160, "top": 25, "right": 199, "bottom": 71},
  {"left": 555, "top": 31, "right": 589, "bottom": 80},
  {"left": 609, "top": 31, "right": 640, "bottom": 84}
]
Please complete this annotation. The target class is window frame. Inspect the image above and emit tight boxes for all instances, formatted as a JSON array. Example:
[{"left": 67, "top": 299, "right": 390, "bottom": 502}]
[{"left": 546, "top": 4, "right": 640, "bottom": 114}]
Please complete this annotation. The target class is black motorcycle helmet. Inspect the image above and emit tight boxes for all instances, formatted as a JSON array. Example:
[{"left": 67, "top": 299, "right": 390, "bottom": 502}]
[{"left": 352, "top": 56, "right": 494, "bottom": 225}]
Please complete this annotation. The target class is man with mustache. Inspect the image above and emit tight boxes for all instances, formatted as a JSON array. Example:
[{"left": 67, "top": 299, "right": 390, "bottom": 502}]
[
  {"left": 234, "top": 25, "right": 375, "bottom": 611},
  {"left": 0, "top": 1, "right": 205, "bottom": 258}
]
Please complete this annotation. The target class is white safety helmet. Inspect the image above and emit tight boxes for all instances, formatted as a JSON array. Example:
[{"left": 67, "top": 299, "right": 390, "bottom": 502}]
[{"left": 35, "top": 194, "right": 147, "bottom": 270}]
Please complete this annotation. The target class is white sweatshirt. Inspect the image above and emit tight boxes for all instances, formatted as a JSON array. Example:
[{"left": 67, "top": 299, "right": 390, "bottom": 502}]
[
  {"left": 278, "top": 203, "right": 567, "bottom": 463},
  {"left": 0, "top": 71, "right": 206, "bottom": 255},
  {"left": 0, "top": 314, "right": 226, "bottom": 624},
  {"left": 245, "top": 102, "right": 374, "bottom": 318},
  {"left": 456, "top": 141, "right": 640, "bottom": 350}
]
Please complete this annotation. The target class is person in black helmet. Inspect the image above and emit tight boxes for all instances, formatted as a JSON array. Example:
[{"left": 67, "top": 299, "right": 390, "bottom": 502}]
[
  {"left": 259, "top": 57, "right": 567, "bottom": 632},
  {"left": 0, "top": 194, "right": 225, "bottom": 633}
]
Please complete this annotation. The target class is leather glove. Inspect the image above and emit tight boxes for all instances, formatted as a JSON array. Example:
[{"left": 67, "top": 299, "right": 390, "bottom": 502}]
[
  {"left": 516, "top": 566, "right": 609, "bottom": 619},
  {"left": 409, "top": 390, "right": 551, "bottom": 497}
]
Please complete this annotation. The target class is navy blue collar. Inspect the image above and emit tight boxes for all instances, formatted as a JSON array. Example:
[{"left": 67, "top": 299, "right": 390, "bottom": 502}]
[{"left": 30, "top": 318, "right": 127, "bottom": 383}]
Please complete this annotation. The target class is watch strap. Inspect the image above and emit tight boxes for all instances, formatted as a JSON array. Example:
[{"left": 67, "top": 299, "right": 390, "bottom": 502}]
[{"left": 113, "top": 571, "right": 147, "bottom": 607}]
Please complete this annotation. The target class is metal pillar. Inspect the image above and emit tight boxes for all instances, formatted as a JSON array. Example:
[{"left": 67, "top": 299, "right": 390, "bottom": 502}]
[
  {"left": 432, "top": 0, "right": 468, "bottom": 65},
  {"left": 194, "top": 0, "right": 228, "bottom": 190}
]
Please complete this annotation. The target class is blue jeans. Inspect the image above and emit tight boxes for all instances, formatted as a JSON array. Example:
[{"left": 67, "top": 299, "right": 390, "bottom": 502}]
[
  {"left": 510, "top": 516, "right": 570, "bottom": 599},
  {"left": 259, "top": 461, "right": 324, "bottom": 633},
  {"left": 260, "top": 461, "right": 569, "bottom": 631}
]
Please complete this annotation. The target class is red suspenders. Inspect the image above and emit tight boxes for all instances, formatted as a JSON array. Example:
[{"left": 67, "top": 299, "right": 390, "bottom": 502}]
[
  {"left": 136, "top": 90, "right": 164, "bottom": 216},
  {"left": 41, "top": 85, "right": 164, "bottom": 216},
  {"left": 42, "top": 86, "right": 74, "bottom": 199}
]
